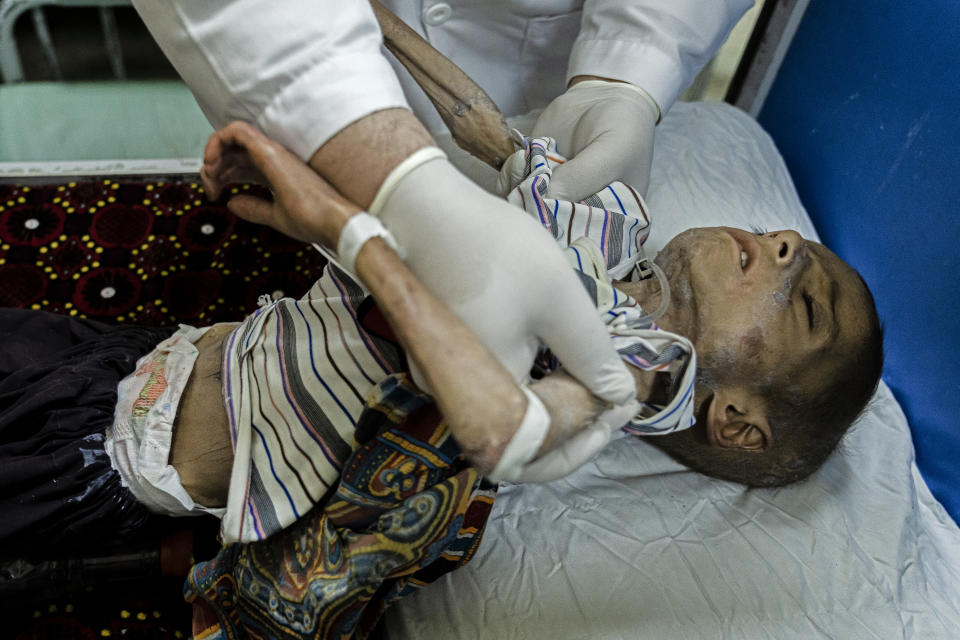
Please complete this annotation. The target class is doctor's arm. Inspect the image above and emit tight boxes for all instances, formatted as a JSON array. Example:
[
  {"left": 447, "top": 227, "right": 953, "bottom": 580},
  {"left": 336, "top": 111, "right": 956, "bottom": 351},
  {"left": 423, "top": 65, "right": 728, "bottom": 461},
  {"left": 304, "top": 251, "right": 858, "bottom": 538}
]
[{"left": 135, "top": 0, "right": 638, "bottom": 423}]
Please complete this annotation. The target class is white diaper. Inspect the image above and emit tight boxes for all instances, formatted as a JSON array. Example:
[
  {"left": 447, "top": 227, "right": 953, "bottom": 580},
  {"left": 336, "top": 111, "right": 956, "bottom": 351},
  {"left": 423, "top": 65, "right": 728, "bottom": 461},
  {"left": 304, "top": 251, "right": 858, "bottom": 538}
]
[{"left": 106, "top": 324, "right": 225, "bottom": 518}]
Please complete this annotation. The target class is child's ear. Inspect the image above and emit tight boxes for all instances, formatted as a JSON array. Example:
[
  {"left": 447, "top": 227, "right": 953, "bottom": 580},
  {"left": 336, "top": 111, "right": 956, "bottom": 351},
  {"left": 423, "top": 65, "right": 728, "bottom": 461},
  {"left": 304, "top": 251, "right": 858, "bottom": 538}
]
[{"left": 704, "top": 388, "right": 772, "bottom": 452}]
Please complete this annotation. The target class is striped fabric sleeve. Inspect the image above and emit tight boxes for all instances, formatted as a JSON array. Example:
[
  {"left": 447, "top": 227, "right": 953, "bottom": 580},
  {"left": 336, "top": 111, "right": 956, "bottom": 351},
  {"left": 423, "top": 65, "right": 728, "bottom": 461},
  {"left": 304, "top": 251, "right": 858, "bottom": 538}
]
[
  {"left": 563, "top": 237, "right": 698, "bottom": 436},
  {"left": 220, "top": 263, "right": 404, "bottom": 543},
  {"left": 503, "top": 136, "right": 650, "bottom": 279},
  {"left": 504, "top": 136, "right": 698, "bottom": 436}
]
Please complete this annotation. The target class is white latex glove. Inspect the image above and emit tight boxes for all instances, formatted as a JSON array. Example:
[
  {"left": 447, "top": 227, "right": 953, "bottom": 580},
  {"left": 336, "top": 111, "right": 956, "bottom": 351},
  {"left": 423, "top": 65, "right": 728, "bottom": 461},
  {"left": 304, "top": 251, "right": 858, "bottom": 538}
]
[
  {"left": 371, "top": 149, "right": 637, "bottom": 418},
  {"left": 531, "top": 80, "right": 660, "bottom": 202}
]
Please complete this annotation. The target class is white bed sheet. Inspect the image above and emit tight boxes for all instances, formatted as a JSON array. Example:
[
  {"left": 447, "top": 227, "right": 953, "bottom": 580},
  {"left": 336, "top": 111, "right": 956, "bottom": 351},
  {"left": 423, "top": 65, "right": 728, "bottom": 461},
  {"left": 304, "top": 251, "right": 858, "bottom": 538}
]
[{"left": 385, "top": 102, "right": 960, "bottom": 639}]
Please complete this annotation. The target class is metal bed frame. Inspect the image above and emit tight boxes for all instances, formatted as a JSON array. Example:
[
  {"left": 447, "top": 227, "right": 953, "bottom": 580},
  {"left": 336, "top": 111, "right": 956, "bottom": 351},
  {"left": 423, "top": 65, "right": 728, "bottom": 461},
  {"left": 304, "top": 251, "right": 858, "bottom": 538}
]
[
  {"left": 0, "top": 0, "right": 199, "bottom": 179},
  {"left": 0, "top": 0, "right": 131, "bottom": 83}
]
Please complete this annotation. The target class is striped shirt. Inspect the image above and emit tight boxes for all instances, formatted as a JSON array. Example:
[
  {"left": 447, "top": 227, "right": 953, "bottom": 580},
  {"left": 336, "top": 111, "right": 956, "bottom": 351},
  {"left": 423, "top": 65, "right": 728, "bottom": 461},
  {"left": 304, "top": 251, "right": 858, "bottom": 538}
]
[{"left": 220, "top": 265, "right": 403, "bottom": 543}]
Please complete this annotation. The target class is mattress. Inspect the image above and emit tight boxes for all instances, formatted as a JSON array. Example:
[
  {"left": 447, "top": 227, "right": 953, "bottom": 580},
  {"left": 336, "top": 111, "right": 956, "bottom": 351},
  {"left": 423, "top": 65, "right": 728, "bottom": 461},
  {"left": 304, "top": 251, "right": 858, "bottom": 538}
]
[
  {"left": 385, "top": 101, "right": 960, "bottom": 639},
  {"left": 0, "top": 81, "right": 211, "bottom": 163}
]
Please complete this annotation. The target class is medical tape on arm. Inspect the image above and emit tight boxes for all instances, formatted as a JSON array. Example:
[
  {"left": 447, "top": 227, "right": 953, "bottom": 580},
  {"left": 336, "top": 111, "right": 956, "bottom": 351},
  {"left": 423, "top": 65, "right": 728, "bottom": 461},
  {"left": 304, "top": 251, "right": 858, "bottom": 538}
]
[
  {"left": 508, "top": 418, "right": 614, "bottom": 484},
  {"left": 334, "top": 212, "right": 402, "bottom": 276},
  {"left": 487, "top": 386, "right": 552, "bottom": 483},
  {"left": 368, "top": 146, "right": 447, "bottom": 215},
  {"left": 516, "top": 396, "right": 639, "bottom": 484}
]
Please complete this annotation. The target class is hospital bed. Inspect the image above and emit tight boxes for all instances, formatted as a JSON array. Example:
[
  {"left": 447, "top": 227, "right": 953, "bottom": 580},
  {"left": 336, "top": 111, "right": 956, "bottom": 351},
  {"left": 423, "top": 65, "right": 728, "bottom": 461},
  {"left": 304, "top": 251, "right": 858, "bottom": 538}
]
[
  {"left": 2, "top": 2, "right": 959, "bottom": 638},
  {"left": 387, "top": 101, "right": 960, "bottom": 639},
  {"left": 386, "top": 4, "right": 960, "bottom": 636}
]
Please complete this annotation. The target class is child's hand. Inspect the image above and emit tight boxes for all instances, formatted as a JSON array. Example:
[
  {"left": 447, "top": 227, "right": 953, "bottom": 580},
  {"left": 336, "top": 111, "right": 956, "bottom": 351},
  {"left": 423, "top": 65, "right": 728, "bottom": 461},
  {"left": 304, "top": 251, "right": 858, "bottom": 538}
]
[{"left": 201, "top": 121, "right": 361, "bottom": 249}]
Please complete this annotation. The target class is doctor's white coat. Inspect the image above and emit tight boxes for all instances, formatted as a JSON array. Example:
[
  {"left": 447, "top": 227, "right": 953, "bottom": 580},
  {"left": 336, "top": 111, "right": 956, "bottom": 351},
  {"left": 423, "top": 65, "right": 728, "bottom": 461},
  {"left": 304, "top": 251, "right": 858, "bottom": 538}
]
[{"left": 133, "top": 0, "right": 751, "bottom": 160}]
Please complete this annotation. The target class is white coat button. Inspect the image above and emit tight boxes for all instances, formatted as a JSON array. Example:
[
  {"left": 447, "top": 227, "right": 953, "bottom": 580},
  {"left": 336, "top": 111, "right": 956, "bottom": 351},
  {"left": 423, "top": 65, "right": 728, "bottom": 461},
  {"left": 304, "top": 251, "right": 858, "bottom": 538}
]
[{"left": 423, "top": 3, "right": 452, "bottom": 26}]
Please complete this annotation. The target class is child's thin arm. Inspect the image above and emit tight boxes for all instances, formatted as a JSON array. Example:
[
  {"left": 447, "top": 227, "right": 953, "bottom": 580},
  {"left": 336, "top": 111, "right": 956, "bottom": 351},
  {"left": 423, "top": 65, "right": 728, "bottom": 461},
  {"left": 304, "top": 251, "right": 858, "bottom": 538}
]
[{"left": 202, "top": 121, "right": 630, "bottom": 476}]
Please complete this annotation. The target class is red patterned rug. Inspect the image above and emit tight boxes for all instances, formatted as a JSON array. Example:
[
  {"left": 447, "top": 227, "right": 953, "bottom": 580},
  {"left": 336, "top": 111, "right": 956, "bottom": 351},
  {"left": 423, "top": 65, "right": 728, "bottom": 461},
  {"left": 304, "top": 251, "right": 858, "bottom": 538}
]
[
  {"left": 8, "top": 579, "right": 193, "bottom": 640},
  {"left": 0, "top": 178, "right": 328, "bottom": 325}
]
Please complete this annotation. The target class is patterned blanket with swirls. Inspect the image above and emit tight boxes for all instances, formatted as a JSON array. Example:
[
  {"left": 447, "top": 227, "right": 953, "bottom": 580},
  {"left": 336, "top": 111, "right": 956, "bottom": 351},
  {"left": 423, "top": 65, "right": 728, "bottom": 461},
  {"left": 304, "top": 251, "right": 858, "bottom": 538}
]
[{"left": 185, "top": 373, "right": 496, "bottom": 640}]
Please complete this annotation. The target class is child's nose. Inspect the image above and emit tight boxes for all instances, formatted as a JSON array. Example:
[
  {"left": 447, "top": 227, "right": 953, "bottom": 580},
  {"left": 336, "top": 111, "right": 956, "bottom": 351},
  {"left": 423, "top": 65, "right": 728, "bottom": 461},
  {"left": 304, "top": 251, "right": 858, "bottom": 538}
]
[{"left": 765, "top": 230, "right": 804, "bottom": 268}]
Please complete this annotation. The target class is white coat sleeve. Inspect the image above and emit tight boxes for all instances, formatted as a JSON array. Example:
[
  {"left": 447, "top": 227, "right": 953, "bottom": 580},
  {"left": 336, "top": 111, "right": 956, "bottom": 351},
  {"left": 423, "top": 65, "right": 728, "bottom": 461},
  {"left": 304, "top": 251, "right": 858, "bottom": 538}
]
[
  {"left": 131, "top": 0, "right": 410, "bottom": 161},
  {"left": 568, "top": 0, "right": 754, "bottom": 115}
]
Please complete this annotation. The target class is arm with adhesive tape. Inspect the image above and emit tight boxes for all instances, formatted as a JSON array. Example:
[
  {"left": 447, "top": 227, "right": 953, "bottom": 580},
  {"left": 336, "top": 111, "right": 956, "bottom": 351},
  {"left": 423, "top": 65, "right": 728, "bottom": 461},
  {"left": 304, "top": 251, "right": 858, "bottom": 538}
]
[
  {"left": 492, "top": 367, "right": 647, "bottom": 483},
  {"left": 353, "top": 234, "right": 529, "bottom": 473},
  {"left": 352, "top": 222, "right": 642, "bottom": 478},
  {"left": 201, "top": 121, "right": 636, "bottom": 478}
]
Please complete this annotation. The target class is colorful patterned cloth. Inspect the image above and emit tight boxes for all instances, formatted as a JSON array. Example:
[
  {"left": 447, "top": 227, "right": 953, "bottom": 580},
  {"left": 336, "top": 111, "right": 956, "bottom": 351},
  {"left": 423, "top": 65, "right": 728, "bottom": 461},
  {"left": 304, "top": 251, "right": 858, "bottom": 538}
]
[{"left": 185, "top": 373, "right": 496, "bottom": 640}]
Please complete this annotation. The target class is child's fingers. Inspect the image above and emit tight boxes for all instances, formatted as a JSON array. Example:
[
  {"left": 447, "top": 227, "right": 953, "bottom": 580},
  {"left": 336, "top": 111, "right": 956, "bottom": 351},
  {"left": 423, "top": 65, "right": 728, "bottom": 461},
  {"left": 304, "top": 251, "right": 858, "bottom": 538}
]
[
  {"left": 203, "top": 122, "right": 266, "bottom": 199},
  {"left": 202, "top": 128, "right": 233, "bottom": 200},
  {"left": 200, "top": 164, "right": 221, "bottom": 201},
  {"left": 216, "top": 122, "right": 319, "bottom": 195},
  {"left": 225, "top": 194, "right": 275, "bottom": 228},
  {"left": 220, "top": 161, "right": 267, "bottom": 187}
]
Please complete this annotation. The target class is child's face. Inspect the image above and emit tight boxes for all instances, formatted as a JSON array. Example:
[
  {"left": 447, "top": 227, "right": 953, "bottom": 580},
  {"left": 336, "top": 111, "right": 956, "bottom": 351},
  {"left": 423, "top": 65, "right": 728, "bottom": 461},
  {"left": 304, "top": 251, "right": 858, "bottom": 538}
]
[{"left": 654, "top": 227, "right": 871, "bottom": 398}]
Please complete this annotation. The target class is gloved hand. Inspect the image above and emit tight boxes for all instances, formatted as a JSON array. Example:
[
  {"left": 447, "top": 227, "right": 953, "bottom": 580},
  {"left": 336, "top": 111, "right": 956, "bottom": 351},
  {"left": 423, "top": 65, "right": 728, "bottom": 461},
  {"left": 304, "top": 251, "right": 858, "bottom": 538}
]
[
  {"left": 371, "top": 150, "right": 637, "bottom": 415},
  {"left": 531, "top": 79, "right": 660, "bottom": 202}
]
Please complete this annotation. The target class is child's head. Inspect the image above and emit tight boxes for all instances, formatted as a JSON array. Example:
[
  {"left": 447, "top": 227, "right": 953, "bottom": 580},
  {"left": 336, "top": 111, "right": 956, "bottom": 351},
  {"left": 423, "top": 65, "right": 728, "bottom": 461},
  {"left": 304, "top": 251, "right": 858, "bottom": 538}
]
[{"left": 641, "top": 227, "right": 883, "bottom": 486}]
